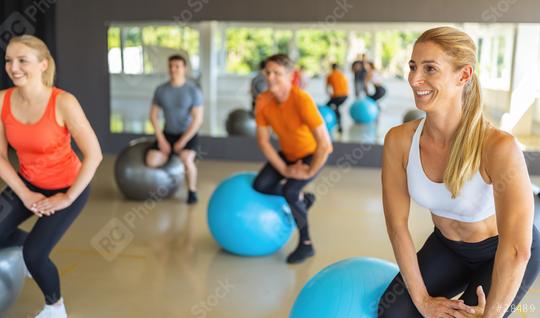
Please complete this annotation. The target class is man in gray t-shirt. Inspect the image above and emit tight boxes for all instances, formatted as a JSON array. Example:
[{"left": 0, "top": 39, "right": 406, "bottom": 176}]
[
  {"left": 250, "top": 60, "right": 267, "bottom": 112},
  {"left": 146, "top": 54, "right": 204, "bottom": 204}
]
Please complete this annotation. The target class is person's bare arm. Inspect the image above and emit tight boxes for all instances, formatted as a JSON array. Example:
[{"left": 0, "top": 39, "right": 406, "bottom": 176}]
[
  {"left": 382, "top": 125, "right": 469, "bottom": 317},
  {"left": 256, "top": 126, "right": 289, "bottom": 176},
  {"left": 481, "top": 133, "right": 534, "bottom": 318},
  {"left": 305, "top": 124, "right": 332, "bottom": 178},
  {"left": 175, "top": 106, "right": 203, "bottom": 151},
  {"left": 34, "top": 92, "right": 102, "bottom": 213}
]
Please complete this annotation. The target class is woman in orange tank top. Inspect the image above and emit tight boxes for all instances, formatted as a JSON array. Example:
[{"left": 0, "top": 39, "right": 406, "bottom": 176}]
[{"left": 0, "top": 35, "right": 102, "bottom": 318}]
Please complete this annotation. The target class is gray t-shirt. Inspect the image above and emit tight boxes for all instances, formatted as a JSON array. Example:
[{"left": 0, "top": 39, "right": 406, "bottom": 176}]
[
  {"left": 152, "top": 81, "right": 203, "bottom": 134},
  {"left": 250, "top": 71, "right": 267, "bottom": 100}
]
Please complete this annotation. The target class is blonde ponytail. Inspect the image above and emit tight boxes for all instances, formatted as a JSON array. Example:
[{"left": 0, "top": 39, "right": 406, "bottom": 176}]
[{"left": 416, "top": 27, "right": 489, "bottom": 197}]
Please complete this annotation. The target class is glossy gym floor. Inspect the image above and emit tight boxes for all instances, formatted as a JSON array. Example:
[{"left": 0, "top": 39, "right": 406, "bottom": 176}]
[{"left": 6, "top": 157, "right": 540, "bottom": 318}]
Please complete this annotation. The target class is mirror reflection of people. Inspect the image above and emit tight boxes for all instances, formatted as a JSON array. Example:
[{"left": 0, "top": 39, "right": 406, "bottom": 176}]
[
  {"left": 379, "top": 27, "right": 540, "bottom": 318},
  {"left": 326, "top": 63, "right": 349, "bottom": 134},
  {"left": 253, "top": 54, "right": 333, "bottom": 264},
  {"left": 250, "top": 60, "right": 268, "bottom": 113},
  {"left": 364, "top": 61, "right": 386, "bottom": 102},
  {"left": 291, "top": 65, "right": 307, "bottom": 89},
  {"left": 351, "top": 53, "right": 367, "bottom": 98},
  {"left": 146, "top": 55, "right": 204, "bottom": 205},
  {"left": 1, "top": 35, "right": 102, "bottom": 318}
]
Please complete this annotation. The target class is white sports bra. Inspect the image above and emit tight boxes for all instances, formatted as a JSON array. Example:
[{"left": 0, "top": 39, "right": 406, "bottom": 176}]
[{"left": 406, "top": 118, "right": 495, "bottom": 222}]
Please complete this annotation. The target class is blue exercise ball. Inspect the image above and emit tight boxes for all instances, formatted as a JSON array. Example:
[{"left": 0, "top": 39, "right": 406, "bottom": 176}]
[
  {"left": 350, "top": 98, "right": 379, "bottom": 124},
  {"left": 317, "top": 104, "right": 338, "bottom": 132},
  {"left": 290, "top": 257, "right": 399, "bottom": 318},
  {"left": 207, "top": 172, "right": 294, "bottom": 256}
]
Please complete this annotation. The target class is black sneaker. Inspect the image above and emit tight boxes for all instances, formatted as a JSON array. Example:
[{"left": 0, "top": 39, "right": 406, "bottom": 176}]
[
  {"left": 187, "top": 190, "right": 198, "bottom": 205},
  {"left": 304, "top": 192, "right": 316, "bottom": 210},
  {"left": 286, "top": 243, "right": 315, "bottom": 264}
]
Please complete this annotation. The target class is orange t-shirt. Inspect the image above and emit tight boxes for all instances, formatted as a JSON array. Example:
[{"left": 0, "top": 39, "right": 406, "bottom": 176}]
[
  {"left": 326, "top": 70, "right": 349, "bottom": 97},
  {"left": 1, "top": 88, "right": 81, "bottom": 189},
  {"left": 255, "top": 86, "right": 323, "bottom": 161}
]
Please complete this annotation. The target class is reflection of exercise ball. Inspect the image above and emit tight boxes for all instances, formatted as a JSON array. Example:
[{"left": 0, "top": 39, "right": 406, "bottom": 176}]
[
  {"left": 137, "top": 204, "right": 189, "bottom": 245},
  {"left": 349, "top": 98, "right": 379, "bottom": 124},
  {"left": 226, "top": 109, "right": 256, "bottom": 137},
  {"left": 0, "top": 247, "right": 25, "bottom": 315},
  {"left": 207, "top": 172, "right": 294, "bottom": 256},
  {"left": 317, "top": 104, "right": 337, "bottom": 132},
  {"left": 290, "top": 257, "right": 398, "bottom": 318},
  {"left": 114, "top": 137, "right": 184, "bottom": 201},
  {"left": 348, "top": 123, "right": 378, "bottom": 144},
  {"left": 403, "top": 109, "right": 425, "bottom": 123},
  {"left": 206, "top": 252, "right": 296, "bottom": 317}
]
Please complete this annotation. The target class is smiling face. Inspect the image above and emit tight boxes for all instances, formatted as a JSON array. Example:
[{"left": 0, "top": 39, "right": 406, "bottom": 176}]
[
  {"left": 264, "top": 61, "right": 292, "bottom": 95},
  {"left": 5, "top": 42, "right": 48, "bottom": 87},
  {"left": 408, "top": 41, "right": 472, "bottom": 113}
]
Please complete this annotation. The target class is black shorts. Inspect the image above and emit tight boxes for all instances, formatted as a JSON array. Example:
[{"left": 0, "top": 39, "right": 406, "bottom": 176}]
[{"left": 151, "top": 132, "right": 200, "bottom": 154}]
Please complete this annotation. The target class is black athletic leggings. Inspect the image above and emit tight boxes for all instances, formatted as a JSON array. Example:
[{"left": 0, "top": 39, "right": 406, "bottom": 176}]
[
  {"left": 0, "top": 176, "right": 90, "bottom": 305},
  {"left": 378, "top": 226, "right": 540, "bottom": 317},
  {"left": 252, "top": 152, "right": 316, "bottom": 242},
  {"left": 327, "top": 96, "right": 348, "bottom": 131}
]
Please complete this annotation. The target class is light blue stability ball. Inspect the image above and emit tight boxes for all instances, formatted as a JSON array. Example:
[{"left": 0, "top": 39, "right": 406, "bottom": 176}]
[
  {"left": 290, "top": 257, "right": 399, "bottom": 318},
  {"left": 349, "top": 97, "right": 379, "bottom": 124},
  {"left": 207, "top": 172, "right": 294, "bottom": 256},
  {"left": 317, "top": 104, "right": 338, "bottom": 132}
]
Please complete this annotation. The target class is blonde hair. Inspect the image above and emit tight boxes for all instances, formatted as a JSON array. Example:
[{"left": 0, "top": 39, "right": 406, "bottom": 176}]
[
  {"left": 416, "top": 26, "right": 489, "bottom": 198},
  {"left": 7, "top": 35, "right": 56, "bottom": 87}
]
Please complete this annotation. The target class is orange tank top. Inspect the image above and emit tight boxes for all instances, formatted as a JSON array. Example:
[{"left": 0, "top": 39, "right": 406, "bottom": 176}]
[{"left": 1, "top": 88, "right": 81, "bottom": 189}]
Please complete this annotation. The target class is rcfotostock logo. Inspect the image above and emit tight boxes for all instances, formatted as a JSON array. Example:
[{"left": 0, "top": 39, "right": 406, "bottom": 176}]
[
  {"left": 90, "top": 218, "right": 134, "bottom": 262},
  {"left": 0, "top": 12, "right": 35, "bottom": 50},
  {"left": 0, "top": 0, "right": 57, "bottom": 50}
]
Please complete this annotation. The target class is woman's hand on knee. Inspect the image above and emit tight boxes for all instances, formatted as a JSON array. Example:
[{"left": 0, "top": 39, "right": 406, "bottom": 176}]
[
  {"left": 32, "top": 193, "right": 74, "bottom": 216},
  {"left": 21, "top": 191, "right": 47, "bottom": 216},
  {"left": 417, "top": 295, "right": 475, "bottom": 318},
  {"left": 451, "top": 286, "right": 486, "bottom": 318}
]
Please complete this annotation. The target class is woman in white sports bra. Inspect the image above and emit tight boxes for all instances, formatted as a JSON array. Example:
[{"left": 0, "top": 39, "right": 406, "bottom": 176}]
[{"left": 378, "top": 26, "right": 540, "bottom": 318}]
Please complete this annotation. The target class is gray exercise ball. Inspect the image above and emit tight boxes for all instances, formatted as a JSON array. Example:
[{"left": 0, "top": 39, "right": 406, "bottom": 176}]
[
  {"left": 0, "top": 247, "right": 25, "bottom": 315},
  {"left": 226, "top": 109, "right": 256, "bottom": 137},
  {"left": 114, "top": 137, "right": 184, "bottom": 201},
  {"left": 403, "top": 109, "right": 426, "bottom": 123}
]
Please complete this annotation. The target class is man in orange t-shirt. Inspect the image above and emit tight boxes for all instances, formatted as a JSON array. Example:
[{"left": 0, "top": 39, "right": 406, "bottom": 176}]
[
  {"left": 326, "top": 63, "right": 349, "bottom": 133},
  {"left": 254, "top": 54, "right": 333, "bottom": 264}
]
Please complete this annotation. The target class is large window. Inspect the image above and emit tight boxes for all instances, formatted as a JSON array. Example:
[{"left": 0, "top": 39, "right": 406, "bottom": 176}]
[
  {"left": 108, "top": 23, "right": 200, "bottom": 135},
  {"left": 472, "top": 25, "right": 514, "bottom": 90},
  {"left": 107, "top": 24, "right": 200, "bottom": 75},
  {"left": 225, "top": 28, "right": 293, "bottom": 74},
  {"left": 296, "top": 30, "right": 347, "bottom": 76},
  {"left": 378, "top": 31, "right": 419, "bottom": 77}
]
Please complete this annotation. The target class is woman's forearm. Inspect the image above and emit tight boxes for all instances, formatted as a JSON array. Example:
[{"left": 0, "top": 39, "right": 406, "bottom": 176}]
[
  {"left": 387, "top": 225, "right": 429, "bottom": 305},
  {"left": 483, "top": 242, "right": 531, "bottom": 318},
  {"left": 0, "top": 156, "right": 30, "bottom": 198},
  {"left": 66, "top": 155, "right": 102, "bottom": 202}
]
